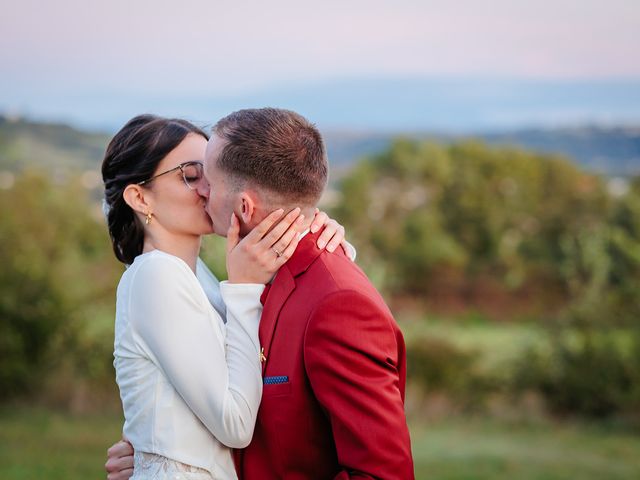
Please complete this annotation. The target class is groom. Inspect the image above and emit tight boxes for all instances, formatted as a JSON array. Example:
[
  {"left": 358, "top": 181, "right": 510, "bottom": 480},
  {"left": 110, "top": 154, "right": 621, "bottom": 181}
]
[{"left": 107, "top": 108, "right": 414, "bottom": 479}]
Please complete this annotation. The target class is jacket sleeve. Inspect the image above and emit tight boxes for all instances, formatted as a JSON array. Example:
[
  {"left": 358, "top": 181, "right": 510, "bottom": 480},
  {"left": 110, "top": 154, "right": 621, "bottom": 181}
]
[
  {"left": 129, "top": 255, "right": 264, "bottom": 448},
  {"left": 303, "top": 290, "right": 414, "bottom": 480}
]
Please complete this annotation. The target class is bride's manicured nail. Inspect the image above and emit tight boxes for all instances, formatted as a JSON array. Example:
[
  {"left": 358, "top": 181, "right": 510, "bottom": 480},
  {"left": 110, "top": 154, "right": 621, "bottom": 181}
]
[
  {"left": 310, "top": 224, "right": 319, "bottom": 233},
  {"left": 317, "top": 240, "right": 326, "bottom": 249}
]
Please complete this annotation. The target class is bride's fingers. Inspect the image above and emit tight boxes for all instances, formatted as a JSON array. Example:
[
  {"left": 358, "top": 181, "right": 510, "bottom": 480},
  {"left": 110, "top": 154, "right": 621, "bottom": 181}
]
[
  {"left": 325, "top": 224, "right": 345, "bottom": 253},
  {"left": 258, "top": 207, "right": 302, "bottom": 246},
  {"left": 269, "top": 214, "right": 306, "bottom": 256},
  {"left": 275, "top": 228, "right": 303, "bottom": 265},
  {"left": 226, "top": 213, "right": 241, "bottom": 254},
  {"left": 309, "top": 208, "right": 327, "bottom": 234},
  {"left": 244, "top": 208, "right": 286, "bottom": 243},
  {"left": 341, "top": 239, "right": 356, "bottom": 261},
  {"left": 316, "top": 219, "right": 345, "bottom": 252}
]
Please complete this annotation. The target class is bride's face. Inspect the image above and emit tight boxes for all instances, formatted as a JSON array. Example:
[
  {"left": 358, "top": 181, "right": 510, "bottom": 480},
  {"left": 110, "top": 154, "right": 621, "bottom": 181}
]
[{"left": 143, "top": 133, "right": 214, "bottom": 237}]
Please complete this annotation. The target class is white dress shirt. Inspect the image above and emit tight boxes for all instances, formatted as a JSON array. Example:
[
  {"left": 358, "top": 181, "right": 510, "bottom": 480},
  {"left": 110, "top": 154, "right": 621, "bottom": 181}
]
[{"left": 113, "top": 250, "right": 264, "bottom": 479}]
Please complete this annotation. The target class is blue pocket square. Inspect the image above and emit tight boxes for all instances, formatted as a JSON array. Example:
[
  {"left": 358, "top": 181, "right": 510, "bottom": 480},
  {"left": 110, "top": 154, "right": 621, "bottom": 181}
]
[{"left": 264, "top": 376, "right": 289, "bottom": 385}]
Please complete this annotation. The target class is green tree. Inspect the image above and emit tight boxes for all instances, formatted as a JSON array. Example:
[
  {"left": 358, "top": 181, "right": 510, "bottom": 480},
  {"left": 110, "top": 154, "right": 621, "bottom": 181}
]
[{"left": 0, "top": 171, "right": 121, "bottom": 400}]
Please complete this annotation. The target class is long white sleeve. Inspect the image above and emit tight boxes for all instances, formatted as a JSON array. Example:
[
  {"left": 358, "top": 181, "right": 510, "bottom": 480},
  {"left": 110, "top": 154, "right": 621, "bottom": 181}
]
[{"left": 128, "top": 253, "right": 264, "bottom": 449}]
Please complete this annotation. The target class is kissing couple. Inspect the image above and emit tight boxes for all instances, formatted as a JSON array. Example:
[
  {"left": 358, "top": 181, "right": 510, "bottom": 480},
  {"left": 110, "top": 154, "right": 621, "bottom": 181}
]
[{"left": 103, "top": 108, "right": 414, "bottom": 479}]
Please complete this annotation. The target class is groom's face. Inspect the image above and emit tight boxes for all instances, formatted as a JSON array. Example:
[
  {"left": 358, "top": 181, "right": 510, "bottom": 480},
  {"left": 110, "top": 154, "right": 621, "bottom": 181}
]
[{"left": 201, "top": 134, "right": 237, "bottom": 237}]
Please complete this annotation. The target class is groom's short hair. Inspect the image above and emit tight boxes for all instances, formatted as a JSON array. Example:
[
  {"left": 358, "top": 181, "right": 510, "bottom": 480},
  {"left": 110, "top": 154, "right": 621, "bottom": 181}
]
[{"left": 212, "top": 108, "right": 328, "bottom": 205}]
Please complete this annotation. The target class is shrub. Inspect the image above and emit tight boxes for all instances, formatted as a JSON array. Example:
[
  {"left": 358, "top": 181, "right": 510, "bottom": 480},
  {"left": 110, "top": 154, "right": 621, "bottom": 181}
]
[
  {"left": 0, "top": 172, "right": 120, "bottom": 401},
  {"left": 512, "top": 327, "right": 640, "bottom": 418},
  {"left": 406, "top": 336, "right": 496, "bottom": 409}
]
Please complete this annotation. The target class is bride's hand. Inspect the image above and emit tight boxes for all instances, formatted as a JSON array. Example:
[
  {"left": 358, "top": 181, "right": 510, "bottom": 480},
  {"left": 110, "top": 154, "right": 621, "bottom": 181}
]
[
  {"left": 226, "top": 208, "right": 305, "bottom": 284},
  {"left": 309, "top": 209, "right": 354, "bottom": 259}
]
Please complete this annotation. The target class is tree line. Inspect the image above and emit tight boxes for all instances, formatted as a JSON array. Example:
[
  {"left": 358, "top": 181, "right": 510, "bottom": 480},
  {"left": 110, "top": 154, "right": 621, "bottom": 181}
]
[{"left": 1, "top": 139, "right": 639, "bottom": 418}]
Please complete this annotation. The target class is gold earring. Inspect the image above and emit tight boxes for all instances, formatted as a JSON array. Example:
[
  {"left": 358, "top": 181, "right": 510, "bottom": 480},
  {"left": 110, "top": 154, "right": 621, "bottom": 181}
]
[{"left": 145, "top": 212, "right": 153, "bottom": 225}]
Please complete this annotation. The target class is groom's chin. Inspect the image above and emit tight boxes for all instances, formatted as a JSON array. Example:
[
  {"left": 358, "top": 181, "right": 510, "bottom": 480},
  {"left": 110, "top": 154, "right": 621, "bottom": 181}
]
[{"left": 211, "top": 223, "right": 229, "bottom": 238}]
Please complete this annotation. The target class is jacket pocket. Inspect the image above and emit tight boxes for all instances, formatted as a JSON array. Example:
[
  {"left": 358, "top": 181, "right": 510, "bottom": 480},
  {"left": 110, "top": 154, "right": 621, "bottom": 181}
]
[{"left": 262, "top": 376, "right": 291, "bottom": 396}]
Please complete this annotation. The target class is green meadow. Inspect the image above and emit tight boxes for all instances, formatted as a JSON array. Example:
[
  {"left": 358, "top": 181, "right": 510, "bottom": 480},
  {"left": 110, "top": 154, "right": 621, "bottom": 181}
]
[{"left": 1, "top": 407, "right": 639, "bottom": 480}]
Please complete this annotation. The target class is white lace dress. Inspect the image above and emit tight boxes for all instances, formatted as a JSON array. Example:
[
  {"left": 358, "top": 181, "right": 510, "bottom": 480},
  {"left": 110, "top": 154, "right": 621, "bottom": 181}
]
[{"left": 130, "top": 452, "right": 216, "bottom": 480}]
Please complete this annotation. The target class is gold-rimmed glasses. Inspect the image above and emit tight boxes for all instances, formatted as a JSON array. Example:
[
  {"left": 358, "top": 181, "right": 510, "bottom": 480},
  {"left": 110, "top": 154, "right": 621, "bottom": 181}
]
[{"left": 138, "top": 161, "right": 204, "bottom": 190}]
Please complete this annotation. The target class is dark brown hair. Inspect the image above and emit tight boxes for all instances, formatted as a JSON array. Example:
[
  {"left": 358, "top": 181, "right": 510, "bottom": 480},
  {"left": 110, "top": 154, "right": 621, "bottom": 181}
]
[
  {"left": 101, "top": 114, "right": 207, "bottom": 264},
  {"left": 212, "top": 108, "right": 328, "bottom": 205}
]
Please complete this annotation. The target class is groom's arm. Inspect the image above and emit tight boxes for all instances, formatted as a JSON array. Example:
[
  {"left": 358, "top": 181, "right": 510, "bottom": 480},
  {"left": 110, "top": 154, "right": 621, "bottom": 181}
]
[
  {"left": 304, "top": 290, "right": 415, "bottom": 480},
  {"left": 105, "top": 438, "right": 134, "bottom": 480}
]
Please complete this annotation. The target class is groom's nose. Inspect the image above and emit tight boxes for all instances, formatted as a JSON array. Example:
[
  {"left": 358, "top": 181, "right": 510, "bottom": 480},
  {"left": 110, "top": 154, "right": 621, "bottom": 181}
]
[{"left": 195, "top": 179, "right": 210, "bottom": 199}]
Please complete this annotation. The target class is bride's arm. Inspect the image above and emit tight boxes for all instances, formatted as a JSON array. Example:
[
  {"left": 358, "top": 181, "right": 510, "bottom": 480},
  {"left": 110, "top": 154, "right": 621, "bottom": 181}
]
[
  {"left": 129, "top": 255, "right": 264, "bottom": 448},
  {"left": 128, "top": 209, "right": 306, "bottom": 449},
  {"left": 105, "top": 210, "right": 308, "bottom": 480}
]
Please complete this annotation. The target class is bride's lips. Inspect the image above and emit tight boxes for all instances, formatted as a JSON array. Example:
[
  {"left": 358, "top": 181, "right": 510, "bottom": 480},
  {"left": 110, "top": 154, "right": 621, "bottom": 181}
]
[{"left": 202, "top": 204, "right": 213, "bottom": 220}]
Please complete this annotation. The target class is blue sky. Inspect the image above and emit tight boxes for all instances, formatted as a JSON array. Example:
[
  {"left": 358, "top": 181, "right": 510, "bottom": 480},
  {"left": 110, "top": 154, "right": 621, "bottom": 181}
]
[{"left": 1, "top": 0, "right": 639, "bottom": 131}]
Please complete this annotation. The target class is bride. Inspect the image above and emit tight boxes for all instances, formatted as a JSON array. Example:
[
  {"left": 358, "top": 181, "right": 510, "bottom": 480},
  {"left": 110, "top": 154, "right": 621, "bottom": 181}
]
[{"left": 101, "top": 115, "right": 349, "bottom": 479}]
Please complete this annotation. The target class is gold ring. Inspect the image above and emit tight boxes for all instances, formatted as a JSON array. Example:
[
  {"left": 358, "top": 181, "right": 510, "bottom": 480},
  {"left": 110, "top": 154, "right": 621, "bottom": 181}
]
[{"left": 272, "top": 247, "right": 283, "bottom": 257}]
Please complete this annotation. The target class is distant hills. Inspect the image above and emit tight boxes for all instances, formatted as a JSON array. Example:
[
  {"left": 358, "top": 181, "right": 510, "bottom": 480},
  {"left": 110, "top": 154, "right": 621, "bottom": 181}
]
[
  {"left": 0, "top": 115, "right": 638, "bottom": 178},
  {"left": 324, "top": 126, "right": 640, "bottom": 176},
  {"left": 0, "top": 115, "right": 109, "bottom": 173}
]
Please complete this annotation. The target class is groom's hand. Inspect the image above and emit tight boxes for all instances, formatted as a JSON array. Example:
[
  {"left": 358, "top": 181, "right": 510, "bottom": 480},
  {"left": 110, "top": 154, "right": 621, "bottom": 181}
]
[{"left": 105, "top": 438, "right": 134, "bottom": 480}]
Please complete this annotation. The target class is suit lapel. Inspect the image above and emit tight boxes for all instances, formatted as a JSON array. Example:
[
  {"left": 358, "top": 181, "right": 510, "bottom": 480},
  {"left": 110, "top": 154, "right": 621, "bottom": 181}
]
[
  {"left": 257, "top": 231, "right": 326, "bottom": 374},
  {"left": 258, "top": 268, "right": 295, "bottom": 374}
]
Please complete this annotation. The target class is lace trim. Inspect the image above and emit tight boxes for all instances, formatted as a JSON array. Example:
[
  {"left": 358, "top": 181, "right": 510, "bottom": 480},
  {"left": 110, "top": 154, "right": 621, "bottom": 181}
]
[{"left": 130, "top": 452, "right": 214, "bottom": 479}]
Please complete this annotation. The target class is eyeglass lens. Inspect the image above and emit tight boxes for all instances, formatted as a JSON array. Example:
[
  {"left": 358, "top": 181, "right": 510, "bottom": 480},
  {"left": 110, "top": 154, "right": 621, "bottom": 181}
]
[{"left": 182, "top": 162, "right": 204, "bottom": 189}]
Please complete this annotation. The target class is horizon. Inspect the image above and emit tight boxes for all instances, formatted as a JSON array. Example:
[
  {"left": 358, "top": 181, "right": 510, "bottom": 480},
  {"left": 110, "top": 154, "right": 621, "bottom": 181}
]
[{"left": 3, "top": 75, "right": 640, "bottom": 134}]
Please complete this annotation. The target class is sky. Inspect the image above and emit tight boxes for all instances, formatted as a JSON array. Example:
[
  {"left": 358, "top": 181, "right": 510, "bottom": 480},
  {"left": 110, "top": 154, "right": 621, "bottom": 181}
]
[{"left": 1, "top": 0, "right": 639, "bottom": 131}]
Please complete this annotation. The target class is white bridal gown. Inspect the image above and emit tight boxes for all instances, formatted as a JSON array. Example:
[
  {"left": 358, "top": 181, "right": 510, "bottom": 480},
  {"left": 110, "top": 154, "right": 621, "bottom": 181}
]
[{"left": 113, "top": 250, "right": 264, "bottom": 480}]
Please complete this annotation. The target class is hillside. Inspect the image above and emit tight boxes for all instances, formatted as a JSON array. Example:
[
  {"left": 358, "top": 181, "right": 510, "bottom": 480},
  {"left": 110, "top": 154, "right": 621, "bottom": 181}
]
[
  {"left": 1, "top": 115, "right": 638, "bottom": 177},
  {"left": 324, "top": 127, "right": 640, "bottom": 176},
  {"left": 0, "top": 115, "right": 109, "bottom": 172}
]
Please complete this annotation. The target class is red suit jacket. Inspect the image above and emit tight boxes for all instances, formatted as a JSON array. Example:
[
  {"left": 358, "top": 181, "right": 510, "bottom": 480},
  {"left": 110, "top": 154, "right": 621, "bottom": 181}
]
[{"left": 235, "top": 231, "right": 414, "bottom": 479}]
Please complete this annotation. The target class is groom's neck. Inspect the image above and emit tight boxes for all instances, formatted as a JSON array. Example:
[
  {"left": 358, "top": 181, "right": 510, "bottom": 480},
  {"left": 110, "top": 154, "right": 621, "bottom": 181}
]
[
  {"left": 240, "top": 205, "right": 317, "bottom": 238},
  {"left": 294, "top": 206, "right": 317, "bottom": 233},
  {"left": 265, "top": 205, "right": 316, "bottom": 234}
]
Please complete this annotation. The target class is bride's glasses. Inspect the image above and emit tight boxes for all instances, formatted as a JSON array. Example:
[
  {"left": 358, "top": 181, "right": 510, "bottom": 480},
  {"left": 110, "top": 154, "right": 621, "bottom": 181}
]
[{"left": 138, "top": 161, "right": 205, "bottom": 190}]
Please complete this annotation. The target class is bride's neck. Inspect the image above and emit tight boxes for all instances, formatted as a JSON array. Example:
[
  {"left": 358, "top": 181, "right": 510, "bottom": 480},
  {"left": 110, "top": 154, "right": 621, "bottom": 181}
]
[{"left": 143, "top": 232, "right": 201, "bottom": 273}]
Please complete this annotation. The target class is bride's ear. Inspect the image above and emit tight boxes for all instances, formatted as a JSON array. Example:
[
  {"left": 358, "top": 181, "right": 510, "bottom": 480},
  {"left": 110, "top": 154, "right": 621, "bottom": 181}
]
[{"left": 123, "top": 184, "right": 152, "bottom": 216}]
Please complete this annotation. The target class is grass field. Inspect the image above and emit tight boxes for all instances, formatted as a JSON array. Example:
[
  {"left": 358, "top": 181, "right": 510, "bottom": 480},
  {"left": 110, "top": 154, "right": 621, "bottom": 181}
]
[
  {"left": 1, "top": 407, "right": 639, "bottom": 479},
  {"left": 411, "top": 418, "right": 640, "bottom": 479},
  {"left": 0, "top": 407, "right": 122, "bottom": 479}
]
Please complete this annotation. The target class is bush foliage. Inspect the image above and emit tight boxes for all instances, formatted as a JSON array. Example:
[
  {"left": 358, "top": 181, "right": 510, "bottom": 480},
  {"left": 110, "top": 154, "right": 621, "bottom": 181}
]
[
  {"left": 2, "top": 139, "right": 639, "bottom": 419},
  {"left": 0, "top": 172, "right": 121, "bottom": 402},
  {"left": 334, "top": 140, "right": 640, "bottom": 323}
]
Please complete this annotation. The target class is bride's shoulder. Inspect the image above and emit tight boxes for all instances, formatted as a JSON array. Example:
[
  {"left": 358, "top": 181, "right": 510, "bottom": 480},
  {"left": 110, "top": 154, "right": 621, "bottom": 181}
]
[
  {"left": 124, "top": 251, "right": 210, "bottom": 313},
  {"left": 127, "top": 250, "right": 195, "bottom": 287}
]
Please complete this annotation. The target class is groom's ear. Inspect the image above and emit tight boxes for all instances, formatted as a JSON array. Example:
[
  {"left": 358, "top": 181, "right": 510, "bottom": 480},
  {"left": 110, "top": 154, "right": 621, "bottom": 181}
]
[{"left": 237, "top": 190, "right": 258, "bottom": 226}]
